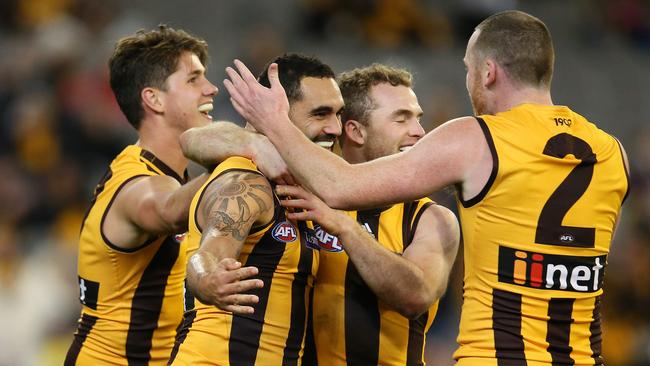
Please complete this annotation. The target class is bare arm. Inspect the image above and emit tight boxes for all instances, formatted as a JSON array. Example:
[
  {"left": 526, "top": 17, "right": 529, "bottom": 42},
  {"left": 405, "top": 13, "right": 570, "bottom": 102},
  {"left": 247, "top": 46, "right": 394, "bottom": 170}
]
[
  {"left": 105, "top": 173, "right": 209, "bottom": 249},
  {"left": 400, "top": 205, "right": 460, "bottom": 313},
  {"left": 277, "top": 185, "right": 460, "bottom": 319},
  {"left": 180, "top": 121, "right": 294, "bottom": 184},
  {"left": 225, "top": 60, "right": 488, "bottom": 209},
  {"left": 186, "top": 171, "right": 274, "bottom": 314},
  {"left": 180, "top": 121, "right": 257, "bottom": 166}
]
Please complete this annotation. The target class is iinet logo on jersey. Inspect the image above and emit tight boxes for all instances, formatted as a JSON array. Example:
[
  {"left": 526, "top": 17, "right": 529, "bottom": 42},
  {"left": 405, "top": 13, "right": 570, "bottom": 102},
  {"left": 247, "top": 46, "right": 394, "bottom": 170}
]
[{"left": 498, "top": 246, "right": 607, "bottom": 292}]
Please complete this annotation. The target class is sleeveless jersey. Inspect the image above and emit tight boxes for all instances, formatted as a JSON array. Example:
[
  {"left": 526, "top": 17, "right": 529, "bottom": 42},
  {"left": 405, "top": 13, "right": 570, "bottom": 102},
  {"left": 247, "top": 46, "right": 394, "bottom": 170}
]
[
  {"left": 65, "top": 145, "right": 188, "bottom": 366},
  {"left": 454, "top": 104, "right": 629, "bottom": 365},
  {"left": 306, "top": 199, "right": 439, "bottom": 366},
  {"left": 170, "top": 156, "right": 319, "bottom": 366}
]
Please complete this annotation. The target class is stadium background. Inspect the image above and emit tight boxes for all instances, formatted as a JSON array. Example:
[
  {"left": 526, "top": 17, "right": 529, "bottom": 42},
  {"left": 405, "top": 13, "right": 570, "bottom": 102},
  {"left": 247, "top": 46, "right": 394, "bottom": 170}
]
[{"left": 0, "top": 0, "right": 648, "bottom": 365}]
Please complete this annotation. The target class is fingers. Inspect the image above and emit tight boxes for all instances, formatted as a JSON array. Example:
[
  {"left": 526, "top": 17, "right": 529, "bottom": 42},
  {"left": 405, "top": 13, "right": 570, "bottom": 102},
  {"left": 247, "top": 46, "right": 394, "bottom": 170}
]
[
  {"left": 226, "top": 265, "right": 259, "bottom": 283},
  {"left": 224, "top": 304, "right": 255, "bottom": 315},
  {"left": 285, "top": 211, "right": 313, "bottom": 221},
  {"left": 216, "top": 258, "right": 260, "bottom": 284},
  {"left": 229, "top": 97, "right": 247, "bottom": 119},
  {"left": 267, "top": 63, "right": 283, "bottom": 90},
  {"left": 221, "top": 294, "right": 260, "bottom": 315},
  {"left": 226, "top": 278, "right": 264, "bottom": 293},
  {"left": 233, "top": 59, "right": 259, "bottom": 85},
  {"left": 275, "top": 184, "right": 306, "bottom": 198},
  {"left": 279, "top": 197, "right": 309, "bottom": 209},
  {"left": 220, "top": 258, "right": 242, "bottom": 270},
  {"left": 223, "top": 78, "right": 244, "bottom": 103},
  {"left": 224, "top": 67, "right": 248, "bottom": 94}
]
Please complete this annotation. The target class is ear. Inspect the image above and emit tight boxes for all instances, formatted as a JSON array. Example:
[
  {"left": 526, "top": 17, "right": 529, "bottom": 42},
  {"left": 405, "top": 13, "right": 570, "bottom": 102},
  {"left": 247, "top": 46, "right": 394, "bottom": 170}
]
[
  {"left": 484, "top": 59, "right": 497, "bottom": 88},
  {"left": 344, "top": 120, "right": 366, "bottom": 145},
  {"left": 141, "top": 87, "right": 164, "bottom": 114}
]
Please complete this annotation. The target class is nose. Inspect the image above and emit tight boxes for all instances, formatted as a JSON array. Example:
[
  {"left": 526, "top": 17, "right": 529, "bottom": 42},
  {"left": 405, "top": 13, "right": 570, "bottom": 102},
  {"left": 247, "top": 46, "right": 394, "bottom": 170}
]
[
  {"left": 409, "top": 119, "right": 425, "bottom": 139},
  {"left": 205, "top": 79, "right": 219, "bottom": 96},
  {"left": 322, "top": 115, "right": 342, "bottom": 138}
]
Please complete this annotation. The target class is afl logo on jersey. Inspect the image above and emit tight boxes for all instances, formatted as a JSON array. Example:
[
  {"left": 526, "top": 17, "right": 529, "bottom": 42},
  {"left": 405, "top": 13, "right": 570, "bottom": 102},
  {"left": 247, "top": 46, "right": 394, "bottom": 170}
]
[
  {"left": 272, "top": 221, "right": 298, "bottom": 243},
  {"left": 314, "top": 225, "right": 343, "bottom": 252}
]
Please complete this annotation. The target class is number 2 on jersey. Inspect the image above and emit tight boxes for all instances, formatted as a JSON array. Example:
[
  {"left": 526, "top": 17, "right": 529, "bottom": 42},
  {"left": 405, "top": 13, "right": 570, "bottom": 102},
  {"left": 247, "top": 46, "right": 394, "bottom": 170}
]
[{"left": 535, "top": 133, "right": 596, "bottom": 248}]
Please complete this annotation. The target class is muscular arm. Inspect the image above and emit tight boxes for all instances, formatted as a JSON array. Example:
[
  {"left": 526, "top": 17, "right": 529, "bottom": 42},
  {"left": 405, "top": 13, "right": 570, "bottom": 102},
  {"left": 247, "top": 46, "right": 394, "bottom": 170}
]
[
  {"left": 278, "top": 185, "right": 460, "bottom": 319},
  {"left": 186, "top": 171, "right": 274, "bottom": 314},
  {"left": 180, "top": 121, "right": 293, "bottom": 184},
  {"left": 225, "top": 60, "right": 488, "bottom": 209},
  {"left": 106, "top": 173, "right": 209, "bottom": 249},
  {"left": 399, "top": 205, "right": 460, "bottom": 314}
]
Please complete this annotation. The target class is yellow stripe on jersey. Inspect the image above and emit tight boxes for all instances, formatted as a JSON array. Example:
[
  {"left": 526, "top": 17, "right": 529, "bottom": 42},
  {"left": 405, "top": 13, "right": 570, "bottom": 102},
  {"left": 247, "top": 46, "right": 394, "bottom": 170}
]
[
  {"left": 309, "top": 199, "right": 439, "bottom": 366},
  {"left": 454, "top": 104, "right": 628, "bottom": 365},
  {"left": 171, "top": 156, "right": 319, "bottom": 366},
  {"left": 66, "top": 145, "right": 188, "bottom": 366}
]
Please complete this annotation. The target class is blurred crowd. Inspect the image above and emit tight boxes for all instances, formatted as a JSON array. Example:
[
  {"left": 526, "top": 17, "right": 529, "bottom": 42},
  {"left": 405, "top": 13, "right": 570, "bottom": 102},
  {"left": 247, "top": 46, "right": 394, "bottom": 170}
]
[{"left": 0, "top": 0, "right": 648, "bottom": 365}]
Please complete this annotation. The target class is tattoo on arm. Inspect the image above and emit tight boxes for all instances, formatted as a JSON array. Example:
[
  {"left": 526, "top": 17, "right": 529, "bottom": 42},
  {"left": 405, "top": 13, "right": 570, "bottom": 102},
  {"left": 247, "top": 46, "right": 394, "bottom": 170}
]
[{"left": 201, "top": 172, "right": 273, "bottom": 242}]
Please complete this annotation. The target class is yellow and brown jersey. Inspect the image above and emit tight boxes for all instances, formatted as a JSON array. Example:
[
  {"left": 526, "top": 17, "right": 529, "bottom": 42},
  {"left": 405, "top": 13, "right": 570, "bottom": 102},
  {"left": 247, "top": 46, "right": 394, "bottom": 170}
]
[
  {"left": 454, "top": 104, "right": 629, "bottom": 365},
  {"left": 65, "top": 145, "right": 188, "bottom": 366},
  {"left": 170, "top": 156, "right": 319, "bottom": 366},
  {"left": 304, "top": 199, "right": 438, "bottom": 366}
]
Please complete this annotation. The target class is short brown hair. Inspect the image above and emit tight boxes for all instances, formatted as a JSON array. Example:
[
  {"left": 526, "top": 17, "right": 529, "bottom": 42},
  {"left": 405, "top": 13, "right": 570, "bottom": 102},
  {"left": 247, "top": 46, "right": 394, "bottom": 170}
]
[
  {"left": 109, "top": 25, "right": 209, "bottom": 128},
  {"left": 337, "top": 64, "right": 413, "bottom": 127},
  {"left": 473, "top": 10, "right": 554, "bottom": 88}
]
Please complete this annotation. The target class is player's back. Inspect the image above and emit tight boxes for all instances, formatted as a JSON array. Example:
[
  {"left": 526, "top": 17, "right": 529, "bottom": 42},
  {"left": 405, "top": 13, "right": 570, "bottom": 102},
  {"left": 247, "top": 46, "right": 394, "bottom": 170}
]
[
  {"left": 308, "top": 199, "right": 438, "bottom": 366},
  {"left": 454, "top": 103, "right": 628, "bottom": 365},
  {"left": 66, "top": 145, "right": 187, "bottom": 366},
  {"left": 171, "top": 156, "right": 319, "bottom": 366}
]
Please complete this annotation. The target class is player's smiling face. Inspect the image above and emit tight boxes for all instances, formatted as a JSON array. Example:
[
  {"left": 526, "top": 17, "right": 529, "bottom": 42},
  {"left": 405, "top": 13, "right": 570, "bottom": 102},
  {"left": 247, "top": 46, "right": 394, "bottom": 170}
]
[
  {"left": 160, "top": 51, "right": 218, "bottom": 131},
  {"left": 288, "top": 77, "right": 344, "bottom": 151},
  {"left": 361, "top": 83, "right": 425, "bottom": 161}
]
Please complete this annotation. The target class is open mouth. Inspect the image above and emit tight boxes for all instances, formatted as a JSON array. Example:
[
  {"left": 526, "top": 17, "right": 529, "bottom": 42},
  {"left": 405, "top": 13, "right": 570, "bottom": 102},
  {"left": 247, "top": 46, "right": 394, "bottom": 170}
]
[
  {"left": 198, "top": 103, "right": 213, "bottom": 120},
  {"left": 316, "top": 140, "right": 335, "bottom": 150},
  {"left": 399, "top": 145, "right": 413, "bottom": 152}
]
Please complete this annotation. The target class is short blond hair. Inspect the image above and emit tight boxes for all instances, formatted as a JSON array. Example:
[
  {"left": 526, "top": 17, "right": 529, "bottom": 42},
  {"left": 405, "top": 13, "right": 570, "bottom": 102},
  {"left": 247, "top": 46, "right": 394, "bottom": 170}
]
[{"left": 337, "top": 64, "right": 413, "bottom": 126}]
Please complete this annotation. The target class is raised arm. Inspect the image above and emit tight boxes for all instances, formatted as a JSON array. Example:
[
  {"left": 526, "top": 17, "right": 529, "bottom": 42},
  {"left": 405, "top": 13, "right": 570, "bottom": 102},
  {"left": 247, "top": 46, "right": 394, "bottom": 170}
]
[
  {"left": 105, "top": 173, "right": 209, "bottom": 249},
  {"left": 180, "top": 121, "right": 294, "bottom": 184},
  {"left": 186, "top": 171, "right": 274, "bottom": 314},
  {"left": 277, "top": 185, "right": 460, "bottom": 319},
  {"left": 224, "top": 60, "right": 489, "bottom": 209}
]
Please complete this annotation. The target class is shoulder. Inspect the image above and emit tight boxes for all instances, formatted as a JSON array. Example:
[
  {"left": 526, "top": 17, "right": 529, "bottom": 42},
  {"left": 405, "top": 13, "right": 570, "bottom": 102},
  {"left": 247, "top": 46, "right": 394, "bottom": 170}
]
[
  {"left": 199, "top": 169, "right": 275, "bottom": 229},
  {"left": 419, "top": 204, "right": 458, "bottom": 230},
  {"left": 204, "top": 168, "right": 272, "bottom": 200},
  {"left": 201, "top": 169, "right": 274, "bottom": 213},
  {"left": 413, "top": 203, "right": 460, "bottom": 245}
]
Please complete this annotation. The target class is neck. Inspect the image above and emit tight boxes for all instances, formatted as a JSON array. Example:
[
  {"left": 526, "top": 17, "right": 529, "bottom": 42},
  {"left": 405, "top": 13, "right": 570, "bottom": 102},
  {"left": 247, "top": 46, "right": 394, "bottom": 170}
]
[
  {"left": 341, "top": 144, "right": 367, "bottom": 164},
  {"left": 136, "top": 118, "right": 188, "bottom": 177},
  {"left": 493, "top": 85, "right": 553, "bottom": 114}
]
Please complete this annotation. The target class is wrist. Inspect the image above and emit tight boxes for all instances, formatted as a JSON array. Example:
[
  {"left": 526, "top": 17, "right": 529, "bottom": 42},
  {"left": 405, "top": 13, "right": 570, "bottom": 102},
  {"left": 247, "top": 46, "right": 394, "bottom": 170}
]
[
  {"left": 249, "top": 133, "right": 266, "bottom": 161},
  {"left": 262, "top": 115, "right": 292, "bottom": 144},
  {"left": 332, "top": 213, "right": 358, "bottom": 238},
  {"left": 188, "top": 253, "right": 212, "bottom": 300}
]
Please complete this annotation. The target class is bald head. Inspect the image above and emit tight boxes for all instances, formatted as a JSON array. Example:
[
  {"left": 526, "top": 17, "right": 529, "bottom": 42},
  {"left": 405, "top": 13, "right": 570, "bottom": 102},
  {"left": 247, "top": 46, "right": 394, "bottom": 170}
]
[{"left": 472, "top": 10, "right": 554, "bottom": 88}]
